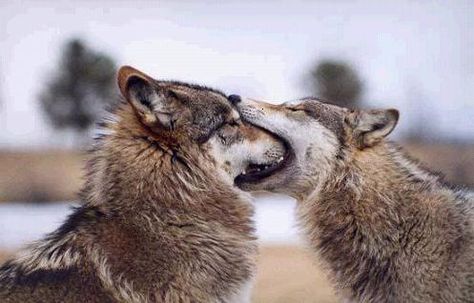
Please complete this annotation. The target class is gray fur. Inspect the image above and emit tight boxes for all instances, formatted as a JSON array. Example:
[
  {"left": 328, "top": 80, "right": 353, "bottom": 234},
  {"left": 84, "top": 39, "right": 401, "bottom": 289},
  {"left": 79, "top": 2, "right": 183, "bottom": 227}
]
[
  {"left": 237, "top": 97, "right": 474, "bottom": 303},
  {"left": 0, "top": 67, "right": 286, "bottom": 303}
]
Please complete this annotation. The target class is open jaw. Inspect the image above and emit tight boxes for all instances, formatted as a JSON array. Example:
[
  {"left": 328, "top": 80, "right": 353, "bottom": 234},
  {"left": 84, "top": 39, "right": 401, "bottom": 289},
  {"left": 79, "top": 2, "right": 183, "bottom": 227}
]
[{"left": 234, "top": 136, "right": 293, "bottom": 185}]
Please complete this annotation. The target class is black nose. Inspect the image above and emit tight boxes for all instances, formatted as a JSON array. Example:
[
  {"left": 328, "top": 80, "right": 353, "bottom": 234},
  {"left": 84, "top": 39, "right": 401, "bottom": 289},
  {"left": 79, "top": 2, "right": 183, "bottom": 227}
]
[{"left": 228, "top": 94, "right": 241, "bottom": 105}]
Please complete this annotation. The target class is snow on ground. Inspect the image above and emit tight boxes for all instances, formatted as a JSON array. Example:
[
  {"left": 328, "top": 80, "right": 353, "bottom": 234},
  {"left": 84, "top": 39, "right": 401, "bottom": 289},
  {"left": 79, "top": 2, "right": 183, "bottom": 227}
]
[
  {"left": 0, "top": 203, "right": 73, "bottom": 250},
  {"left": 254, "top": 194, "right": 301, "bottom": 245},
  {"left": 0, "top": 195, "right": 301, "bottom": 250}
]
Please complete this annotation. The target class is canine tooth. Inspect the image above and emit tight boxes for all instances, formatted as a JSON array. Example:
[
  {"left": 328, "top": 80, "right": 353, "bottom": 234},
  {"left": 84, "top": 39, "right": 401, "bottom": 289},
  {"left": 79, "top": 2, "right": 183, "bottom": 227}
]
[
  {"left": 242, "top": 171, "right": 246, "bottom": 175},
  {"left": 278, "top": 157, "right": 284, "bottom": 162}
]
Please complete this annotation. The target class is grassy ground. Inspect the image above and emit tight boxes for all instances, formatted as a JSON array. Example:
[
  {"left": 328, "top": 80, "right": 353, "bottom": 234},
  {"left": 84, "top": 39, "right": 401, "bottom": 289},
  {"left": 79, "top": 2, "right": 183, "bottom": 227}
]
[
  {"left": 1, "top": 142, "right": 473, "bottom": 202},
  {"left": 0, "top": 252, "right": 10, "bottom": 263},
  {"left": 0, "top": 246, "right": 336, "bottom": 302},
  {"left": 253, "top": 246, "right": 336, "bottom": 303},
  {"left": 0, "top": 150, "right": 83, "bottom": 202}
]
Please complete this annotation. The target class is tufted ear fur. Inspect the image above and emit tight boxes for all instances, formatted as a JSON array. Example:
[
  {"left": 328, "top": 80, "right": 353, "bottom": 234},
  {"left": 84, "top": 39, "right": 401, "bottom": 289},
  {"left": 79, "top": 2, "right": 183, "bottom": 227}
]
[
  {"left": 117, "top": 65, "right": 178, "bottom": 129},
  {"left": 345, "top": 109, "right": 399, "bottom": 149}
]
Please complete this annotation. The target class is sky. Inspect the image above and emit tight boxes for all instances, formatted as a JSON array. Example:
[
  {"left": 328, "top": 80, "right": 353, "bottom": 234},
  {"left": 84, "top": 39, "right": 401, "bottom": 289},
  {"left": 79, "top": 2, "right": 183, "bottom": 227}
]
[{"left": 0, "top": 0, "right": 473, "bottom": 148}]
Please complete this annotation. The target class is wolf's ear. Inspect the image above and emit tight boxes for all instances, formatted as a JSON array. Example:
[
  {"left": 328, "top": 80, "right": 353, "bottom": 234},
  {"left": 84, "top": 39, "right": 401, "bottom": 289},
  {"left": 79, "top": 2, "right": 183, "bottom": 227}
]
[
  {"left": 118, "top": 65, "right": 175, "bottom": 129},
  {"left": 345, "top": 109, "right": 399, "bottom": 149}
]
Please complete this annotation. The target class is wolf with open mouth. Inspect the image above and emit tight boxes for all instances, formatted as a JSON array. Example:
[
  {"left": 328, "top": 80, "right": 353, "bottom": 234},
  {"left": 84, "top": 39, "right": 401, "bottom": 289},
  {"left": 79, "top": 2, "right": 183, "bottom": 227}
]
[
  {"left": 234, "top": 96, "right": 474, "bottom": 303},
  {"left": 0, "top": 69, "right": 287, "bottom": 303}
]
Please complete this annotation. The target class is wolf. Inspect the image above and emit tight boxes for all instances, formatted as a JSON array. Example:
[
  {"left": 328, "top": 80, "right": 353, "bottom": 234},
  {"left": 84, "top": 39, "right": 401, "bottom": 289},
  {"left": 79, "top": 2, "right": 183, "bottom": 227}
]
[
  {"left": 233, "top": 96, "right": 474, "bottom": 302},
  {"left": 0, "top": 67, "right": 287, "bottom": 303}
]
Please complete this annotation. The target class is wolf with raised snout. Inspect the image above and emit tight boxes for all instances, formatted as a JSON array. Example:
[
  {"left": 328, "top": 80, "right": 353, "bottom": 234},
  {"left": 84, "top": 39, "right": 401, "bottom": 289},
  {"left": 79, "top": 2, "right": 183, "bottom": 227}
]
[
  {"left": 0, "top": 67, "right": 287, "bottom": 303},
  {"left": 234, "top": 96, "right": 474, "bottom": 303}
]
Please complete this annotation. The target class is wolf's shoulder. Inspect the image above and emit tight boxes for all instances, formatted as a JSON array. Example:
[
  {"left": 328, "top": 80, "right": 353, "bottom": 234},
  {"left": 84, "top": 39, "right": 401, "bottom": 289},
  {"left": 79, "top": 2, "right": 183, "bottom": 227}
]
[{"left": 0, "top": 261, "right": 114, "bottom": 303}]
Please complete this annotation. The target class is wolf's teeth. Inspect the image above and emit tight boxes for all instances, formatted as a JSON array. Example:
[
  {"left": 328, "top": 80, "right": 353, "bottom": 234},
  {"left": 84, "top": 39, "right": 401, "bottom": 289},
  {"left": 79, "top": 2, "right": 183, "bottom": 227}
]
[{"left": 242, "top": 171, "right": 246, "bottom": 175}]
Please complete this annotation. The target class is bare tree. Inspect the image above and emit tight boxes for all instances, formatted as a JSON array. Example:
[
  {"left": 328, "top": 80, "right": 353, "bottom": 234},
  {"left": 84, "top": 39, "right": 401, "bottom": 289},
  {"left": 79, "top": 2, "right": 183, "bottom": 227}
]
[
  {"left": 309, "top": 59, "right": 363, "bottom": 108},
  {"left": 39, "top": 38, "right": 117, "bottom": 144}
]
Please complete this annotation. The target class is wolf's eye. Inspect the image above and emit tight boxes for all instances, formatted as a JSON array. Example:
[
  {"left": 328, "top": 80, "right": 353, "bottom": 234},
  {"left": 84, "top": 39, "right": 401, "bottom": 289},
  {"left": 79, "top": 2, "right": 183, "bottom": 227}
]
[
  {"left": 228, "top": 119, "right": 242, "bottom": 127},
  {"left": 288, "top": 107, "right": 304, "bottom": 112},
  {"left": 217, "top": 124, "right": 239, "bottom": 145}
]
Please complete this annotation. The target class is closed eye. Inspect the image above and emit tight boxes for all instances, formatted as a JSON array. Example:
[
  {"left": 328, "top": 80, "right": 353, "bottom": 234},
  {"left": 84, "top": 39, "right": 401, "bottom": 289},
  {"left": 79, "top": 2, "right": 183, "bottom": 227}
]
[
  {"left": 288, "top": 107, "right": 304, "bottom": 112},
  {"left": 228, "top": 118, "right": 242, "bottom": 127}
]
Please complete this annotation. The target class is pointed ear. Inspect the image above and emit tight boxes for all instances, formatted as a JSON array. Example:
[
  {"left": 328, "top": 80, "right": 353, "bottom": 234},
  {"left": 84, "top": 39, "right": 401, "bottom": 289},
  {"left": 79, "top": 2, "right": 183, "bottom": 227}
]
[
  {"left": 345, "top": 109, "right": 399, "bottom": 149},
  {"left": 117, "top": 65, "right": 175, "bottom": 129}
]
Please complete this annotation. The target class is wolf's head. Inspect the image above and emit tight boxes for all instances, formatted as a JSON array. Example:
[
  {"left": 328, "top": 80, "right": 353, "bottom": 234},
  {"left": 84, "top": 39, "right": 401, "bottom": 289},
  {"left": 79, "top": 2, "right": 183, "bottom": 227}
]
[
  {"left": 110, "top": 66, "right": 286, "bottom": 187},
  {"left": 233, "top": 97, "right": 399, "bottom": 199}
]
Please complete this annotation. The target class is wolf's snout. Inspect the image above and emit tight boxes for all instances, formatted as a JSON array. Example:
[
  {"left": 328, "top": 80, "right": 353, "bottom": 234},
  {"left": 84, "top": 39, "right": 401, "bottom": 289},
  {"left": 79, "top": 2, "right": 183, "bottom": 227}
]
[{"left": 228, "top": 94, "right": 242, "bottom": 105}]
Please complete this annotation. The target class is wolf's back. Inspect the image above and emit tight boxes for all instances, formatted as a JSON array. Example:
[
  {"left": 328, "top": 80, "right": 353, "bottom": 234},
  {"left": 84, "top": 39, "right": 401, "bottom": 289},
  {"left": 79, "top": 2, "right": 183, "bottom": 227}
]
[{"left": 0, "top": 261, "right": 114, "bottom": 303}]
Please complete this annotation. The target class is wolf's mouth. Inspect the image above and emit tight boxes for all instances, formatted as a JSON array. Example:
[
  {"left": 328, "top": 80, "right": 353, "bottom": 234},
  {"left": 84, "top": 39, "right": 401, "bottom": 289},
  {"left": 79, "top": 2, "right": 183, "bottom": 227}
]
[{"left": 235, "top": 138, "right": 292, "bottom": 185}]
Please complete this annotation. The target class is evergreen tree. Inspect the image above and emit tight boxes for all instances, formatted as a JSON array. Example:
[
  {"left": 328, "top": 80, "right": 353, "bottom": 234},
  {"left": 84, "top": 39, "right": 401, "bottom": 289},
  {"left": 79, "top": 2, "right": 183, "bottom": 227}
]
[
  {"left": 39, "top": 38, "right": 117, "bottom": 142},
  {"left": 309, "top": 59, "right": 363, "bottom": 108}
]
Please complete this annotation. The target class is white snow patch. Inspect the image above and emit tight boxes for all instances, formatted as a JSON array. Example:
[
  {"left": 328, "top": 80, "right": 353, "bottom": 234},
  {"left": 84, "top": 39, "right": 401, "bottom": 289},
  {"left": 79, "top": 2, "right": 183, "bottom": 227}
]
[
  {"left": 254, "top": 194, "right": 302, "bottom": 245},
  {"left": 0, "top": 203, "right": 76, "bottom": 250}
]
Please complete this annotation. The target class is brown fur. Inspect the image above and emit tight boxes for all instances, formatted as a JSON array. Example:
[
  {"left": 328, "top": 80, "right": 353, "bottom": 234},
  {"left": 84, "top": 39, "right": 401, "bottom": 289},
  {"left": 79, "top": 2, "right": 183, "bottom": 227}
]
[
  {"left": 302, "top": 143, "right": 474, "bottom": 302},
  {"left": 236, "top": 97, "right": 474, "bottom": 303},
  {"left": 0, "top": 67, "right": 285, "bottom": 302}
]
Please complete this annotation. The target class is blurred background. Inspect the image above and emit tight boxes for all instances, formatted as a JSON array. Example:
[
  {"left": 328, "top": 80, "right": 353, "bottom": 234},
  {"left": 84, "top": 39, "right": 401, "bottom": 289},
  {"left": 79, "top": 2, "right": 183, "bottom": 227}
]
[{"left": 0, "top": 1, "right": 473, "bottom": 302}]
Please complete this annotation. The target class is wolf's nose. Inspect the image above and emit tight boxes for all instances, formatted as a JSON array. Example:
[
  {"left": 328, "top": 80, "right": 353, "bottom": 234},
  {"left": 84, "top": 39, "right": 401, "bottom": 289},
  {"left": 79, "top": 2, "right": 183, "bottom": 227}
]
[{"left": 228, "top": 94, "right": 242, "bottom": 105}]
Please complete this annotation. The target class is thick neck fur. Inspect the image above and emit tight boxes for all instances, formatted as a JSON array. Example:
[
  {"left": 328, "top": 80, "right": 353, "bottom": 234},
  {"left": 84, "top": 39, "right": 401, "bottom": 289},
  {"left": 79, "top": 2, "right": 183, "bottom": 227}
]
[
  {"left": 82, "top": 104, "right": 256, "bottom": 301},
  {"left": 298, "top": 142, "right": 474, "bottom": 302},
  {"left": 1, "top": 103, "right": 256, "bottom": 303},
  {"left": 83, "top": 104, "right": 254, "bottom": 233}
]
